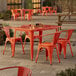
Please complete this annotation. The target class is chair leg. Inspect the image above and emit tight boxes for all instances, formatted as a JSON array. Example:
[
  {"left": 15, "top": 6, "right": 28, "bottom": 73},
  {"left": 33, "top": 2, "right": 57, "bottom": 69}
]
[
  {"left": 69, "top": 42, "right": 73, "bottom": 56},
  {"left": 55, "top": 11, "right": 57, "bottom": 15},
  {"left": 58, "top": 44, "right": 62, "bottom": 55},
  {"left": 11, "top": 42, "right": 15, "bottom": 57},
  {"left": 35, "top": 46, "right": 41, "bottom": 63},
  {"left": 45, "top": 49, "right": 48, "bottom": 60},
  {"left": 56, "top": 46, "right": 60, "bottom": 63},
  {"left": 50, "top": 11, "right": 52, "bottom": 15},
  {"left": 24, "top": 37, "right": 27, "bottom": 48},
  {"left": 46, "top": 12, "right": 47, "bottom": 16},
  {"left": 27, "top": 14, "right": 30, "bottom": 20},
  {"left": 14, "top": 16, "right": 16, "bottom": 21},
  {"left": 47, "top": 47, "right": 53, "bottom": 65},
  {"left": 3, "top": 40, "right": 7, "bottom": 55},
  {"left": 20, "top": 38, "right": 25, "bottom": 54},
  {"left": 63, "top": 45, "right": 66, "bottom": 59},
  {"left": 42, "top": 12, "right": 45, "bottom": 16}
]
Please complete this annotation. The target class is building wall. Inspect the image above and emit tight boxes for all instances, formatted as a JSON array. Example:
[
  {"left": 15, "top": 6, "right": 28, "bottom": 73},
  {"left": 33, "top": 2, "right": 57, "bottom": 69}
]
[
  {"left": 0, "top": 0, "right": 7, "bottom": 12},
  {"left": 32, "top": 0, "right": 41, "bottom": 13}
]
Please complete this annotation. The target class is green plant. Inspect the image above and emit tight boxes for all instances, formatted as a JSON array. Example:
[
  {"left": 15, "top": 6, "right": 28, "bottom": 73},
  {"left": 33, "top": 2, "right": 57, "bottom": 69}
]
[
  {"left": 56, "top": 65, "right": 76, "bottom": 76},
  {"left": 3, "top": 10, "right": 12, "bottom": 20},
  {"left": 0, "top": 13, "right": 4, "bottom": 19}
]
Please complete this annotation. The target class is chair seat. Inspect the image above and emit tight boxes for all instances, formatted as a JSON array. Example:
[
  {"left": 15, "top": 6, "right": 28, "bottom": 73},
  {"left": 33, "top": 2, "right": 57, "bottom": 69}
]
[
  {"left": 7, "top": 37, "right": 21, "bottom": 40},
  {"left": 39, "top": 42, "right": 53, "bottom": 47},
  {"left": 58, "top": 38, "right": 68, "bottom": 44}
]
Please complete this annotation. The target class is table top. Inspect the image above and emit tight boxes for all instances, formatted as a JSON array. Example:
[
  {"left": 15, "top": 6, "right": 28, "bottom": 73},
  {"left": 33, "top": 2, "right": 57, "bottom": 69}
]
[{"left": 10, "top": 25, "right": 60, "bottom": 32}]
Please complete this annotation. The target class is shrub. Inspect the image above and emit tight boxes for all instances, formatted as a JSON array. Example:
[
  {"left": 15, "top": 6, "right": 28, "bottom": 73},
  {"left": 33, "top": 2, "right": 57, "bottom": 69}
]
[
  {"left": 3, "top": 10, "right": 12, "bottom": 20},
  {"left": 0, "top": 13, "right": 4, "bottom": 19},
  {"left": 56, "top": 65, "right": 76, "bottom": 76}
]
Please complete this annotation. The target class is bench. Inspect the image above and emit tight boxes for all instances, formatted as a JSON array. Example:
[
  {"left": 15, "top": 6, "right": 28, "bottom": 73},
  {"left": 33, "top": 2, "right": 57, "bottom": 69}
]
[{"left": 57, "top": 13, "right": 76, "bottom": 30}]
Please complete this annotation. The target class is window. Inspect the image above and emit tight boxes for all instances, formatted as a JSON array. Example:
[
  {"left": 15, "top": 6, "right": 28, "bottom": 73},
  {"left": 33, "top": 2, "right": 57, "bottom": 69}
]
[
  {"left": 32, "top": 0, "right": 41, "bottom": 9},
  {"left": 7, "top": 0, "right": 22, "bottom": 9}
]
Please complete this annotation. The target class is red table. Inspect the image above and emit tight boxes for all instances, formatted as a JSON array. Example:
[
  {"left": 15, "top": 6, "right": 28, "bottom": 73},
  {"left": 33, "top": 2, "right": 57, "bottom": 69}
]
[{"left": 10, "top": 25, "right": 60, "bottom": 60}]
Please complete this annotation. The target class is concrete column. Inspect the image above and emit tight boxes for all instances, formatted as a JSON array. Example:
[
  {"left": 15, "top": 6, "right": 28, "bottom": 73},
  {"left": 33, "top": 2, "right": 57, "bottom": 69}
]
[{"left": 0, "top": 0, "right": 7, "bottom": 12}]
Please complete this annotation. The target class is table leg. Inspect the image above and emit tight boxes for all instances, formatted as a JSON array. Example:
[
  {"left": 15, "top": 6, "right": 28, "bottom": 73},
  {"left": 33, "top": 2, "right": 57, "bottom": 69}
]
[
  {"left": 30, "top": 31, "right": 34, "bottom": 60},
  {"left": 11, "top": 40, "right": 15, "bottom": 57},
  {"left": 39, "top": 31, "right": 43, "bottom": 43}
]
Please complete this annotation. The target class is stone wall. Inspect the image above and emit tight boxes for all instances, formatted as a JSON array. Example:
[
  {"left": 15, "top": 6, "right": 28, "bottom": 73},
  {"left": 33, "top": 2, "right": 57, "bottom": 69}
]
[{"left": 0, "top": 0, "right": 7, "bottom": 12}]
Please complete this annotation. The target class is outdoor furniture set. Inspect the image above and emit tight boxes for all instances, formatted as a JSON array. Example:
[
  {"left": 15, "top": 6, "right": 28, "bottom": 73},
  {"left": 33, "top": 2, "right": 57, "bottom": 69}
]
[
  {"left": 2, "top": 24, "right": 74, "bottom": 65},
  {"left": 11, "top": 9, "right": 33, "bottom": 20},
  {"left": 11, "top": 6, "right": 57, "bottom": 21},
  {"left": 37, "top": 6, "right": 57, "bottom": 16}
]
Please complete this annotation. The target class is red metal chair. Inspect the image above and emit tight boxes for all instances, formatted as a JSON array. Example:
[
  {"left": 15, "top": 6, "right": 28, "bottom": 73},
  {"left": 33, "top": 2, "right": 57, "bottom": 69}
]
[
  {"left": 57, "top": 29, "right": 74, "bottom": 58},
  {"left": 51, "top": 7, "right": 57, "bottom": 15},
  {"left": 11, "top": 9, "right": 20, "bottom": 20},
  {"left": 0, "top": 66, "right": 32, "bottom": 76},
  {"left": 24, "top": 9, "right": 33, "bottom": 20},
  {"left": 3, "top": 26, "right": 25, "bottom": 57},
  {"left": 35, "top": 32, "right": 61, "bottom": 64},
  {"left": 42, "top": 7, "right": 48, "bottom": 16}
]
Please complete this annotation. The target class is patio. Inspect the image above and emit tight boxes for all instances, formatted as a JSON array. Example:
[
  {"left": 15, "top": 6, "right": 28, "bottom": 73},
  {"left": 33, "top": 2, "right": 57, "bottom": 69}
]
[{"left": 0, "top": 15, "right": 76, "bottom": 76}]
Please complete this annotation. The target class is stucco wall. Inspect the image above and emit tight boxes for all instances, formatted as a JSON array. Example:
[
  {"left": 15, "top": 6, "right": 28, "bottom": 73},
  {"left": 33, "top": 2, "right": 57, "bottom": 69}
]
[{"left": 0, "top": 0, "right": 7, "bottom": 12}]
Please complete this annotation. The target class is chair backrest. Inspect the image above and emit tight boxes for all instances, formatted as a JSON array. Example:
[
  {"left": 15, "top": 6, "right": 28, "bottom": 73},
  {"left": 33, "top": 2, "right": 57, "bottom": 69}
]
[
  {"left": 14, "top": 9, "right": 18, "bottom": 13},
  {"left": 11, "top": 9, "right": 16, "bottom": 16},
  {"left": 42, "top": 7, "right": 46, "bottom": 11},
  {"left": 30, "top": 9, "right": 33, "bottom": 15},
  {"left": 61, "top": 29, "right": 74, "bottom": 40},
  {"left": 3, "top": 27, "right": 10, "bottom": 38},
  {"left": 48, "top": 7, "right": 52, "bottom": 12},
  {"left": 52, "top": 32, "right": 60, "bottom": 45},
  {"left": 11, "top": 9, "right": 18, "bottom": 16},
  {"left": 53, "top": 6, "right": 57, "bottom": 11},
  {"left": 0, "top": 66, "right": 32, "bottom": 76},
  {"left": 18, "top": 66, "right": 32, "bottom": 76},
  {"left": 66, "top": 29, "right": 74, "bottom": 40}
]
